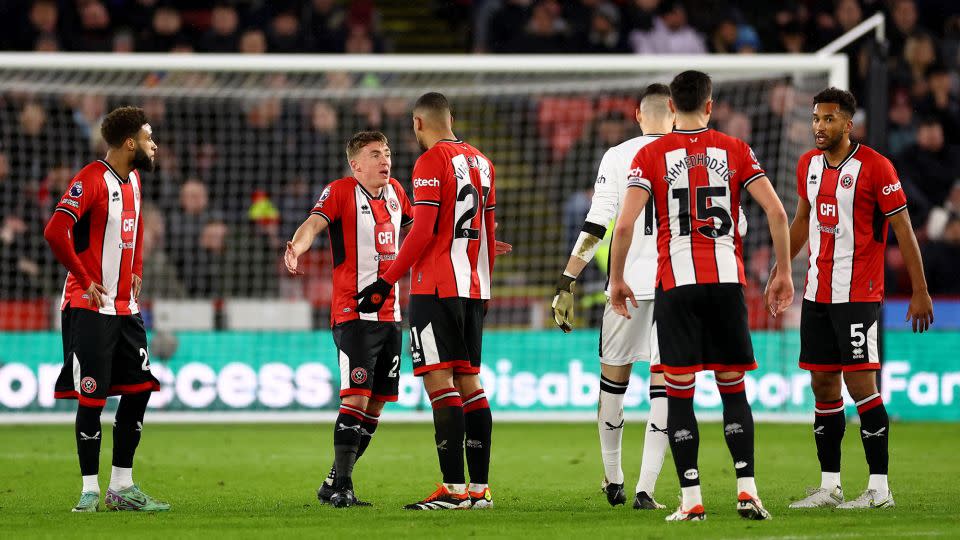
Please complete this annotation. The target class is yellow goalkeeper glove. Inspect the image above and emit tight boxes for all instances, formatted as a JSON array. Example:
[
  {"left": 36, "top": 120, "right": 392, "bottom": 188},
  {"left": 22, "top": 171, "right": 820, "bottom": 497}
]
[{"left": 552, "top": 274, "right": 576, "bottom": 333}]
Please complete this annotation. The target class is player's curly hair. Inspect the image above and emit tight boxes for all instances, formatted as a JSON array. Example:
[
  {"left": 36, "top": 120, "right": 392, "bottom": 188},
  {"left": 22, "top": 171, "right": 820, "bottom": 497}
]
[
  {"left": 101, "top": 106, "right": 148, "bottom": 148},
  {"left": 813, "top": 87, "right": 857, "bottom": 118},
  {"left": 346, "top": 131, "right": 388, "bottom": 159}
]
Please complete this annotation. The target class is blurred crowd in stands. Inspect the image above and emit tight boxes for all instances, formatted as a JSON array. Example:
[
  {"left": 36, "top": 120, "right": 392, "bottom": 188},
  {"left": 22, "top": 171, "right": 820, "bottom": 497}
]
[{"left": 0, "top": 0, "right": 957, "bottom": 329}]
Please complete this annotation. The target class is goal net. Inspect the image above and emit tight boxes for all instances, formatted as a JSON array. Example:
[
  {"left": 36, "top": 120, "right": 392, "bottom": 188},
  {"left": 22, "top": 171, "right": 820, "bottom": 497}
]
[{"left": 0, "top": 53, "right": 845, "bottom": 416}]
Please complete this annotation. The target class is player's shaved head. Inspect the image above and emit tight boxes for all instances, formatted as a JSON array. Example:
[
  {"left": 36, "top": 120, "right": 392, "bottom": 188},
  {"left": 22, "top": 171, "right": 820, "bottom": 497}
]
[
  {"left": 639, "top": 83, "right": 672, "bottom": 120},
  {"left": 413, "top": 92, "right": 452, "bottom": 126}
]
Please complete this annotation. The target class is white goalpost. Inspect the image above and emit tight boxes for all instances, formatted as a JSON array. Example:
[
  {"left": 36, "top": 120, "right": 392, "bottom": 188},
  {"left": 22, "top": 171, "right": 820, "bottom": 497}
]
[{"left": 0, "top": 52, "right": 845, "bottom": 421}]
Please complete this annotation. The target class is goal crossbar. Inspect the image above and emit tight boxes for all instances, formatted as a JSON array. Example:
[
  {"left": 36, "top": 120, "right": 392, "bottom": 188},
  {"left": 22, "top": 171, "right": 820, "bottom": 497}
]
[{"left": 0, "top": 52, "right": 849, "bottom": 90}]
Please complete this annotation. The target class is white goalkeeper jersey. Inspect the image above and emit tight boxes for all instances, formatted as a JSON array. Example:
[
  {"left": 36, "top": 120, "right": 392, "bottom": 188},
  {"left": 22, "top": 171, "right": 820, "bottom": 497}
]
[{"left": 584, "top": 134, "right": 663, "bottom": 300}]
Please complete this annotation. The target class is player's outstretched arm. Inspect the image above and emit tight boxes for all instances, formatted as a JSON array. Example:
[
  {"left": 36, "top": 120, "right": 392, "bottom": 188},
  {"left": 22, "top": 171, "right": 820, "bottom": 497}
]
[
  {"left": 765, "top": 197, "right": 810, "bottom": 313},
  {"left": 889, "top": 210, "right": 934, "bottom": 333},
  {"left": 609, "top": 187, "right": 647, "bottom": 319},
  {"left": 284, "top": 214, "right": 328, "bottom": 275},
  {"left": 747, "top": 176, "right": 794, "bottom": 316}
]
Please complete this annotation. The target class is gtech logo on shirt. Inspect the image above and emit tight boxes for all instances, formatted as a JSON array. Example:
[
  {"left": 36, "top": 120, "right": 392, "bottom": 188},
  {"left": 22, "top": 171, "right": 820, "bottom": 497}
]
[
  {"left": 413, "top": 177, "right": 440, "bottom": 188},
  {"left": 882, "top": 181, "right": 902, "bottom": 196}
]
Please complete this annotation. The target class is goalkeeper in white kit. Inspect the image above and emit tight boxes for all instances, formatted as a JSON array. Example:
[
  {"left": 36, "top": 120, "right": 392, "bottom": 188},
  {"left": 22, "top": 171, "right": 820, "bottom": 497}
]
[{"left": 552, "top": 83, "right": 747, "bottom": 509}]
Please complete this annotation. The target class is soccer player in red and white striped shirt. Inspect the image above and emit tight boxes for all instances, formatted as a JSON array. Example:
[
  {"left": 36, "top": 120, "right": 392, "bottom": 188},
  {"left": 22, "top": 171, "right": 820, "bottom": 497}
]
[
  {"left": 609, "top": 71, "right": 794, "bottom": 521},
  {"left": 769, "top": 88, "right": 933, "bottom": 510},
  {"left": 285, "top": 131, "right": 412, "bottom": 507},
  {"left": 354, "top": 93, "right": 501, "bottom": 510},
  {"left": 44, "top": 106, "right": 168, "bottom": 512}
]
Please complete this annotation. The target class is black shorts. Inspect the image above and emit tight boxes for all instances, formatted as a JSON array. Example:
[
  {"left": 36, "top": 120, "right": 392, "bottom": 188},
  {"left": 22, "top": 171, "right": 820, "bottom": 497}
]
[
  {"left": 800, "top": 300, "right": 881, "bottom": 372},
  {"left": 332, "top": 320, "right": 401, "bottom": 401},
  {"left": 54, "top": 307, "right": 160, "bottom": 408},
  {"left": 408, "top": 294, "right": 484, "bottom": 376},
  {"left": 653, "top": 284, "right": 757, "bottom": 375}
]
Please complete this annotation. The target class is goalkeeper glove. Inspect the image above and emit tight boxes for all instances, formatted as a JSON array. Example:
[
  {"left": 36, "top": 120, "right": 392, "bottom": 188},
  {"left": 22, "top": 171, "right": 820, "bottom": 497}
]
[
  {"left": 552, "top": 273, "right": 576, "bottom": 333},
  {"left": 354, "top": 278, "right": 392, "bottom": 313}
]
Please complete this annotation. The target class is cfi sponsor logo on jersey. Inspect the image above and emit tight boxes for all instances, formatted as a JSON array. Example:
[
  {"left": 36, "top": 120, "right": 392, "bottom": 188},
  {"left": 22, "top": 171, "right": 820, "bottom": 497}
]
[
  {"left": 882, "top": 181, "right": 902, "bottom": 196},
  {"left": 69, "top": 181, "right": 83, "bottom": 198},
  {"left": 413, "top": 177, "right": 440, "bottom": 188},
  {"left": 840, "top": 174, "right": 855, "bottom": 189}
]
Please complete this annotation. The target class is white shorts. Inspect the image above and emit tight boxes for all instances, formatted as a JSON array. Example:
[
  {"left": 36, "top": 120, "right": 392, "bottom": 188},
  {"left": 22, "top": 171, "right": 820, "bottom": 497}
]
[{"left": 599, "top": 299, "right": 661, "bottom": 372}]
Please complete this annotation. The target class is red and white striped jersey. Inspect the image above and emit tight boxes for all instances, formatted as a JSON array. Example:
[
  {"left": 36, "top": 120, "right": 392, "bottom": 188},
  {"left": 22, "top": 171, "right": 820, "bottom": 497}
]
[
  {"left": 311, "top": 177, "right": 413, "bottom": 325},
  {"left": 628, "top": 128, "right": 764, "bottom": 291},
  {"left": 409, "top": 140, "right": 496, "bottom": 299},
  {"left": 55, "top": 160, "right": 143, "bottom": 316},
  {"left": 797, "top": 143, "right": 907, "bottom": 303}
]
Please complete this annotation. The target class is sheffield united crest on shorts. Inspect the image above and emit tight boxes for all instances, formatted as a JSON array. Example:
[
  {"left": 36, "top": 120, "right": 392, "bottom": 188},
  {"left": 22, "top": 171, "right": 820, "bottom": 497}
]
[
  {"left": 351, "top": 367, "right": 368, "bottom": 384},
  {"left": 80, "top": 376, "right": 97, "bottom": 393},
  {"left": 840, "top": 174, "right": 854, "bottom": 189}
]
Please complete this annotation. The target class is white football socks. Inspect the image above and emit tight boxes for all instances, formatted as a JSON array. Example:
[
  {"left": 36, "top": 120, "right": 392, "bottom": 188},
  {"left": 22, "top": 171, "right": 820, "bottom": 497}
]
[
  {"left": 636, "top": 393, "right": 668, "bottom": 495},
  {"left": 598, "top": 389, "right": 626, "bottom": 484},
  {"left": 109, "top": 466, "right": 134, "bottom": 491},
  {"left": 681, "top": 485, "right": 703, "bottom": 509},
  {"left": 821, "top": 471, "right": 841, "bottom": 491},
  {"left": 868, "top": 474, "right": 889, "bottom": 497},
  {"left": 737, "top": 476, "right": 758, "bottom": 498},
  {"left": 82, "top": 474, "right": 99, "bottom": 494}
]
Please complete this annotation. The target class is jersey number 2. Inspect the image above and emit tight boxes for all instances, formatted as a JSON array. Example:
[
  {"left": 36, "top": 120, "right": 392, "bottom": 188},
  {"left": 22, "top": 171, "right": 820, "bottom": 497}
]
[{"left": 455, "top": 184, "right": 491, "bottom": 240}]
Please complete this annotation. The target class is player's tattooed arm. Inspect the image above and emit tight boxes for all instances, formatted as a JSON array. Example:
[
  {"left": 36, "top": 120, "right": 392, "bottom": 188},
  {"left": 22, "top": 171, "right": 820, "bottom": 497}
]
[
  {"left": 889, "top": 210, "right": 934, "bottom": 333},
  {"left": 284, "top": 214, "right": 329, "bottom": 275}
]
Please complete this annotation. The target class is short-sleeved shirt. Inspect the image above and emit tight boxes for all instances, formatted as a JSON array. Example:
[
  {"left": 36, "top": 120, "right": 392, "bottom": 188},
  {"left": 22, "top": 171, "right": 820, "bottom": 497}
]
[
  {"left": 628, "top": 128, "right": 764, "bottom": 291},
  {"left": 311, "top": 177, "right": 413, "bottom": 325},
  {"left": 55, "top": 160, "right": 143, "bottom": 316},
  {"left": 797, "top": 143, "right": 907, "bottom": 303},
  {"left": 409, "top": 140, "right": 496, "bottom": 299}
]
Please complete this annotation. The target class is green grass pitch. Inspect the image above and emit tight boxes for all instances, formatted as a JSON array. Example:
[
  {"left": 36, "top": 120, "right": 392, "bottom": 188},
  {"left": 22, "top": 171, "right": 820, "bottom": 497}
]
[{"left": 1, "top": 421, "right": 958, "bottom": 538}]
